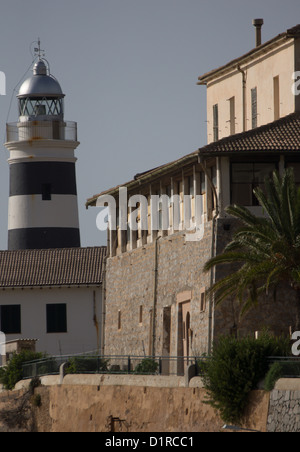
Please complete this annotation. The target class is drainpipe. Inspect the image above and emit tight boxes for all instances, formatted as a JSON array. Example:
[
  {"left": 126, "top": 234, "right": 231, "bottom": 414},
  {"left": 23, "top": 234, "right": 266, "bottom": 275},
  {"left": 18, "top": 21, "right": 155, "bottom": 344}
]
[
  {"left": 93, "top": 290, "right": 100, "bottom": 353},
  {"left": 198, "top": 154, "right": 219, "bottom": 355},
  {"left": 237, "top": 65, "right": 246, "bottom": 132},
  {"left": 100, "top": 255, "right": 107, "bottom": 355},
  {"left": 151, "top": 235, "right": 160, "bottom": 357}
]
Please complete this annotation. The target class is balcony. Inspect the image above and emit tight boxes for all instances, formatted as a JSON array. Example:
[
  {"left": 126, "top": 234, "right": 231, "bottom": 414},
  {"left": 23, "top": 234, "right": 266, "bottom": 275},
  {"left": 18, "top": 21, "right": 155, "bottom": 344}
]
[{"left": 6, "top": 120, "right": 78, "bottom": 143}]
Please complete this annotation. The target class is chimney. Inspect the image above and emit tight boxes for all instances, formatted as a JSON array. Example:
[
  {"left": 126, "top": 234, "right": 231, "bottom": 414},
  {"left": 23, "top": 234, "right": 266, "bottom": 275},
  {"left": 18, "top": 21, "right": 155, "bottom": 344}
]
[{"left": 252, "top": 19, "right": 264, "bottom": 47}]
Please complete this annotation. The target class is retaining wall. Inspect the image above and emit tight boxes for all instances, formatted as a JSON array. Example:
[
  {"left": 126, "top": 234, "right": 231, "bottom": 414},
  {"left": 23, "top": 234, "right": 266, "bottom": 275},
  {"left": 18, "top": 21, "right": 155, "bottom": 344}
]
[{"left": 0, "top": 374, "right": 269, "bottom": 432}]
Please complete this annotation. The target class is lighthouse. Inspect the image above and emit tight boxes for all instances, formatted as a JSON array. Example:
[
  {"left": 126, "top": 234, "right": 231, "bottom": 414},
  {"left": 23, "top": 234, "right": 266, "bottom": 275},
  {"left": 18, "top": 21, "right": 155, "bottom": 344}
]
[{"left": 5, "top": 46, "right": 81, "bottom": 250}]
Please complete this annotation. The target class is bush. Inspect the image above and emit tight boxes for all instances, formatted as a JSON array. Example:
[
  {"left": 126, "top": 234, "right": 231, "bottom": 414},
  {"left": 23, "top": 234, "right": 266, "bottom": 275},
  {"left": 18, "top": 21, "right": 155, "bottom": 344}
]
[
  {"left": 264, "top": 362, "right": 284, "bottom": 391},
  {"left": 65, "top": 356, "right": 109, "bottom": 374},
  {"left": 264, "top": 360, "right": 300, "bottom": 391},
  {"left": 0, "top": 351, "right": 44, "bottom": 390},
  {"left": 202, "top": 333, "right": 290, "bottom": 425},
  {"left": 134, "top": 358, "right": 159, "bottom": 374}
]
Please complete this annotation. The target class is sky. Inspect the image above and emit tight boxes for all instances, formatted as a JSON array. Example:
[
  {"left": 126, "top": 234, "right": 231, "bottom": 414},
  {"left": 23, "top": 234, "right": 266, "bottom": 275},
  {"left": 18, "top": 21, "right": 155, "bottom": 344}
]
[{"left": 0, "top": 0, "right": 300, "bottom": 249}]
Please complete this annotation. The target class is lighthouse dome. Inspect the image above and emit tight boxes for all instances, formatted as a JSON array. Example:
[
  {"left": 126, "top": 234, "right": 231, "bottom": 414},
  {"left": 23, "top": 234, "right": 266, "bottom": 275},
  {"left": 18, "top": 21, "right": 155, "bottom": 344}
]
[{"left": 18, "top": 59, "right": 64, "bottom": 99}]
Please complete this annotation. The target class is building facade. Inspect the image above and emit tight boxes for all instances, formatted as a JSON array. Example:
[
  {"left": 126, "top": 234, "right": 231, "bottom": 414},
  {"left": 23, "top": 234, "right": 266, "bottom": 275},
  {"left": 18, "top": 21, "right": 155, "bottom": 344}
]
[
  {"left": 198, "top": 24, "right": 300, "bottom": 143},
  {"left": 87, "top": 23, "right": 300, "bottom": 371},
  {"left": 0, "top": 247, "right": 106, "bottom": 357}
]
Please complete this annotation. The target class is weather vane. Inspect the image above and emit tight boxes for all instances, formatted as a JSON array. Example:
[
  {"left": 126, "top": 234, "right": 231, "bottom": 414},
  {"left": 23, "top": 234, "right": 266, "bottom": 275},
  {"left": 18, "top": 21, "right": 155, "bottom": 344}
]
[{"left": 34, "top": 38, "right": 45, "bottom": 59}]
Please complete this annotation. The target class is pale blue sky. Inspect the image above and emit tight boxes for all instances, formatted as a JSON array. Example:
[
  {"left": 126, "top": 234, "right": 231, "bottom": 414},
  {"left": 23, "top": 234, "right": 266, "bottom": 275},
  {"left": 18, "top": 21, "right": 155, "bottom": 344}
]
[{"left": 0, "top": 0, "right": 300, "bottom": 249}]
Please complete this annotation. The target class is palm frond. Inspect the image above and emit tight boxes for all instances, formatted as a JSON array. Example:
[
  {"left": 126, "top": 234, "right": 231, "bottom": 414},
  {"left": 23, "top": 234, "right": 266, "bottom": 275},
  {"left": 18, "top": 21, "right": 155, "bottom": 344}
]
[{"left": 203, "top": 169, "right": 300, "bottom": 315}]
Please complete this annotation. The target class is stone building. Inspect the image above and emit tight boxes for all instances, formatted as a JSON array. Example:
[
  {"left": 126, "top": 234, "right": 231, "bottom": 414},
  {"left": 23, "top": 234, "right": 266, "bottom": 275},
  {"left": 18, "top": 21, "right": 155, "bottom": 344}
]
[{"left": 86, "top": 22, "right": 300, "bottom": 371}]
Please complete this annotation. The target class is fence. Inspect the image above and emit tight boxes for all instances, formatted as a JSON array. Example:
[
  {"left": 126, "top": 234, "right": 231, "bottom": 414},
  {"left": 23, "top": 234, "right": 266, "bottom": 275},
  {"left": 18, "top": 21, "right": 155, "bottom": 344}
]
[
  {"left": 6, "top": 120, "right": 78, "bottom": 142},
  {"left": 267, "top": 356, "right": 300, "bottom": 378},
  {"left": 20, "top": 355, "right": 300, "bottom": 381},
  {"left": 22, "top": 354, "right": 209, "bottom": 379}
]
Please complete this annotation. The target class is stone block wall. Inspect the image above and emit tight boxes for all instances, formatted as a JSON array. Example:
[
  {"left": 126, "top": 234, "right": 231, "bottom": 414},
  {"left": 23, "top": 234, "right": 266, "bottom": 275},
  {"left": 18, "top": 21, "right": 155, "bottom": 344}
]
[
  {"left": 268, "top": 389, "right": 300, "bottom": 432},
  {"left": 104, "top": 224, "right": 214, "bottom": 359},
  {"left": 104, "top": 216, "right": 300, "bottom": 363}
]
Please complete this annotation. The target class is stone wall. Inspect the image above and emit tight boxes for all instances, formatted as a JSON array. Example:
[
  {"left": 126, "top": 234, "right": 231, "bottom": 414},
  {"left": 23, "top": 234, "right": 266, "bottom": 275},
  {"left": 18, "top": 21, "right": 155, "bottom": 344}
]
[
  {"left": 105, "top": 225, "right": 213, "bottom": 359},
  {"left": 104, "top": 217, "right": 299, "bottom": 362},
  {"left": 6, "top": 377, "right": 300, "bottom": 432},
  {"left": 268, "top": 389, "right": 300, "bottom": 432},
  {"left": 0, "top": 379, "right": 270, "bottom": 432}
]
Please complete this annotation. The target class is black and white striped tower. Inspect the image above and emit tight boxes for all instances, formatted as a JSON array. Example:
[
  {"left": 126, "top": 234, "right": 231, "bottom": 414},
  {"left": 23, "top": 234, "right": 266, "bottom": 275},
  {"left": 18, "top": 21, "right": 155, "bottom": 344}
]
[{"left": 5, "top": 46, "right": 81, "bottom": 250}]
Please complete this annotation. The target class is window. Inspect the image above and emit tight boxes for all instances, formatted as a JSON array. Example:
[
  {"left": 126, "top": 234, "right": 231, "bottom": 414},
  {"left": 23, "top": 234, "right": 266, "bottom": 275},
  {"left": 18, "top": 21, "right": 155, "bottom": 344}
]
[
  {"left": 19, "top": 98, "right": 63, "bottom": 118},
  {"left": 42, "top": 183, "right": 52, "bottom": 201},
  {"left": 251, "top": 87, "right": 258, "bottom": 129},
  {"left": 286, "top": 163, "right": 300, "bottom": 187},
  {"left": 231, "top": 162, "right": 277, "bottom": 206},
  {"left": 139, "top": 306, "right": 143, "bottom": 325},
  {"left": 46, "top": 304, "right": 67, "bottom": 333},
  {"left": 213, "top": 104, "right": 219, "bottom": 141},
  {"left": 273, "top": 76, "right": 280, "bottom": 121},
  {"left": 0, "top": 305, "right": 21, "bottom": 334},
  {"left": 229, "top": 97, "right": 235, "bottom": 135},
  {"left": 200, "top": 290, "right": 206, "bottom": 312},
  {"left": 118, "top": 310, "right": 122, "bottom": 331}
]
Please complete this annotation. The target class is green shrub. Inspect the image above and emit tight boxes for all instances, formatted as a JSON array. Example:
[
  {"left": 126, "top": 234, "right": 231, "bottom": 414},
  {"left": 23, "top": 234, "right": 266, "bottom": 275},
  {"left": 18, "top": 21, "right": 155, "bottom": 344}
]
[
  {"left": 202, "top": 333, "right": 290, "bottom": 425},
  {"left": 65, "top": 356, "right": 109, "bottom": 374},
  {"left": 134, "top": 358, "right": 159, "bottom": 374},
  {"left": 264, "top": 360, "right": 300, "bottom": 391},
  {"left": 0, "top": 351, "right": 44, "bottom": 390},
  {"left": 264, "top": 362, "right": 284, "bottom": 391}
]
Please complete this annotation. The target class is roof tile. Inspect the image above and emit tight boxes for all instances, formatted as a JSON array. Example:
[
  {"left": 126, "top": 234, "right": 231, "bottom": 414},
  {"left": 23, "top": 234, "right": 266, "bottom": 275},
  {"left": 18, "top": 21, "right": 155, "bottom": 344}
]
[{"left": 0, "top": 247, "right": 106, "bottom": 288}]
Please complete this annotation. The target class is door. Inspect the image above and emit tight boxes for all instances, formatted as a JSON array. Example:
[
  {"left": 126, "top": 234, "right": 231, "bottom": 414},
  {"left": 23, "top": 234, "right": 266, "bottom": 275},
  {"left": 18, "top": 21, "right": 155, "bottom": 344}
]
[
  {"left": 161, "top": 307, "right": 171, "bottom": 375},
  {"left": 177, "top": 300, "right": 191, "bottom": 375}
]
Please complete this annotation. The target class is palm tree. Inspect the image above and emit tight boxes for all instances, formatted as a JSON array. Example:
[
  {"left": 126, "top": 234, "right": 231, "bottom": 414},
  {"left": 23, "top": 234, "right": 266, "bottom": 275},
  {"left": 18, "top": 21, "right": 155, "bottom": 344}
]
[{"left": 204, "top": 168, "right": 300, "bottom": 324}]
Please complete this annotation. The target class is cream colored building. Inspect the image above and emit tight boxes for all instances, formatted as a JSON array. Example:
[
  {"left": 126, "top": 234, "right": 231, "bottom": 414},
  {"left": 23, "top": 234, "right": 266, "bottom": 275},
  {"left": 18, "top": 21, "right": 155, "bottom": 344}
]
[
  {"left": 198, "top": 24, "right": 300, "bottom": 143},
  {"left": 86, "top": 23, "right": 300, "bottom": 369}
]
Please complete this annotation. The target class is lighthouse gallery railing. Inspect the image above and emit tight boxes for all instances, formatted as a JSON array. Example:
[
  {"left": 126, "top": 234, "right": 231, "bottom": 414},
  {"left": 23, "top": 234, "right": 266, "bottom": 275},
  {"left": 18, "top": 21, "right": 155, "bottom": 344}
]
[{"left": 6, "top": 120, "right": 78, "bottom": 142}]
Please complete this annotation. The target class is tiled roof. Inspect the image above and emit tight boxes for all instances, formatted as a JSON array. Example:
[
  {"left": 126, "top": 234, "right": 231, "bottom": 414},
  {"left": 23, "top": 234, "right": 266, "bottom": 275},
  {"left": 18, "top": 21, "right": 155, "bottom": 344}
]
[
  {"left": 86, "top": 113, "right": 300, "bottom": 206},
  {"left": 199, "top": 112, "right": 300, "bottom": 155},
  {"left": 0, "top": 247, "right": 106, "bottom": 288}
]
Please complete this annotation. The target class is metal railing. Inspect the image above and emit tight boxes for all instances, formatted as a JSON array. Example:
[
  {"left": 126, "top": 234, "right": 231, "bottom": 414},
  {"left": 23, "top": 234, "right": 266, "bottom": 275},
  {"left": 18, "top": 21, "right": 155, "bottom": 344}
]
[
  {"left": 22, "top": 354, "right": 210, "bottom": 379},
  {"left": 267, "top": 356, "right": 300, "bottom": 378},
  {"left": 6, "top": 120, "right": 78, "bottom": 143},
  {"left": 22, "top": 355, "right": 300, "bottom": 380}
]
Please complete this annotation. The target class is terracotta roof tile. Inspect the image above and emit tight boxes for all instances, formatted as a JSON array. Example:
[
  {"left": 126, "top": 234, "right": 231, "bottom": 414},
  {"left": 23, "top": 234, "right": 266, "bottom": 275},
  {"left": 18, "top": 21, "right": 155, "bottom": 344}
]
[
  {"left": 0, "top": 247, "right": 106, "bottom": 288},
  {"left": 86, "top": 113, "right": 300, "bottom": 205},
  {"left": 199, "top": 112, "right": 300, "bottom": 155}
]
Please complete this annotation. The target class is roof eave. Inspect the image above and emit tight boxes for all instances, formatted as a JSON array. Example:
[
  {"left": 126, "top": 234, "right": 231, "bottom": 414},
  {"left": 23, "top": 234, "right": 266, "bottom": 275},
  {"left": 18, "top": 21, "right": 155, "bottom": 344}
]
[
  {"left": 86, "top": 152, "right": 200, "bottom": 206},
  {"left": 197, "top": 32, "right": 293, "bottom": 85}
]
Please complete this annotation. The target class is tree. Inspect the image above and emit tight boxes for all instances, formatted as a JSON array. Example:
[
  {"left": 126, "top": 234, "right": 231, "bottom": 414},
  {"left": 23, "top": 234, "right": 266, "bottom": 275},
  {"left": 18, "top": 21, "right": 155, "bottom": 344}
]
[
  {"left": 0, "top": 351, "right": 43, "bottom": 390},
  {"left": 204, "top": 168, "right": 300, "bottom": 322}
]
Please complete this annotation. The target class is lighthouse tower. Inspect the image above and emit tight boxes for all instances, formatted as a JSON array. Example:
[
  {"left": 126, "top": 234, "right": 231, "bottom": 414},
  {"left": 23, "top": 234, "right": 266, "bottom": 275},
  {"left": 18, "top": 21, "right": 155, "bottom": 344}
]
[{"left": 5, "top": 47, "right": 81, "bottom": 250}]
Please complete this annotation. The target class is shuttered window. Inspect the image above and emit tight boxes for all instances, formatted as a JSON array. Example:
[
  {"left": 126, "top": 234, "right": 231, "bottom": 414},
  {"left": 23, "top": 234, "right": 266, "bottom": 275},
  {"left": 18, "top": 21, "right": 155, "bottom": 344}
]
[
  {"left": 213, "top": 104, "right": 219, "bottom": 141},
  {"left": 251, "top": 88, "right": 257, "bottom": 129},
  {"left": 0, "top": 305, "right": 21, "bottom": 334},
  {"left": 46, "top": 304, "right": 67, "bottom": 333}
]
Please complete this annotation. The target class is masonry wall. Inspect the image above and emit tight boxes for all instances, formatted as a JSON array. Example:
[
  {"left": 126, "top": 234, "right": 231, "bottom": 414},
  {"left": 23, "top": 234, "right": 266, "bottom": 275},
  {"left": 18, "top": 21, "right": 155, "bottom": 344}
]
[
  {"left": 104, "top": 224, "right": 214, "bottom": 360},
  {"left": 105, "top": 217, "right": 300, "bottom": 363},
  {"left": 0, "top": 382, "right": 270, "bottom": 433}
]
